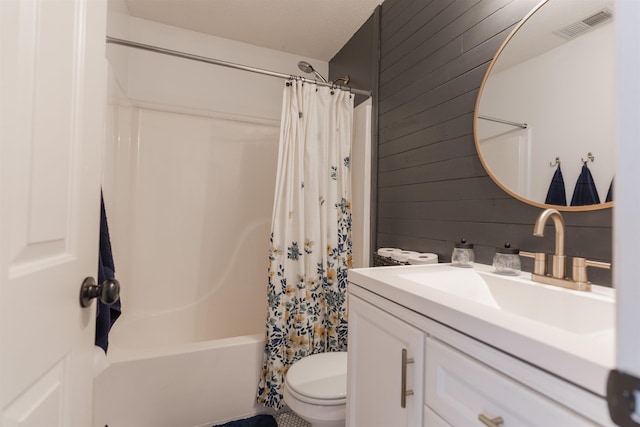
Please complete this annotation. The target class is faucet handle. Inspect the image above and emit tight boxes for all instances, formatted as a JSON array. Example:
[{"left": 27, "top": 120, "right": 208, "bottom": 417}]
[
  {"left": 572, "top": 257, "right": 611, "bottom": 290},
  {"left": 520, "top": 251, "right": 547, "bottom": 276}
]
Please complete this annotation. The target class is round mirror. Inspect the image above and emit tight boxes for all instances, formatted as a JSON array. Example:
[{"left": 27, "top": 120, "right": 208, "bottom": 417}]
[{"left": 474, "top": 0, "right": 615, "bottom": 211}]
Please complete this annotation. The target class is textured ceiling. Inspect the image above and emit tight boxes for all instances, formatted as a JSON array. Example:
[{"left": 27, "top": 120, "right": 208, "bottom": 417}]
[{"left": 124, "top": 0, "right": 381, "bottom": 61}]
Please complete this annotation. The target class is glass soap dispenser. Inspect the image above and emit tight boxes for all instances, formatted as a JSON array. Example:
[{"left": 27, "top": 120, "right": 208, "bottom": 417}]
[
  {"left": 493, "top": 242, "right": 521, "bottom": 275},
  {"left": 451, "top": 238, "right": 474, "bottom": 267}
]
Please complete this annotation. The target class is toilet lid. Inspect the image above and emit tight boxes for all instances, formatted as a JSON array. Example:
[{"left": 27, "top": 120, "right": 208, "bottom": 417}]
[{"left": 285, "top": 352, "right": 347, "bottom": 402}]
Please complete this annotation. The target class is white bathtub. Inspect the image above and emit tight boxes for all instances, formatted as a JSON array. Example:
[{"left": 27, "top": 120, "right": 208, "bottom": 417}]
[
  {"left": 93, "top": 321, "right": 267, "bottom": 427},
  {"left": 96, "top": 76, "right": 279, "bottom": 426}
]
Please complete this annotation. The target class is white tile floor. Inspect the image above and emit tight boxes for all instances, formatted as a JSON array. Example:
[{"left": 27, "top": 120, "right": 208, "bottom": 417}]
[{"left": 274, "top": 409, "right": 310, "bottom": 427}]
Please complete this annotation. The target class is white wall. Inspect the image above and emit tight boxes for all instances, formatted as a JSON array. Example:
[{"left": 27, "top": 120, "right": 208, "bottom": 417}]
[
  {"left": 106, "top": 8, "right": 328, "bottom": 121},
  {"left": 106, "top": 0, "right": 131, "bottom": 93},
  {"left": 479, "top": 23, "right": 615, "bottom": 204}
]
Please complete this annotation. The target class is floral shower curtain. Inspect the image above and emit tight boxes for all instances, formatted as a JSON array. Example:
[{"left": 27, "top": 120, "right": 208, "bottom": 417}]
[{"left": 257, "top": 80, "right": 354, "bottom": 409}]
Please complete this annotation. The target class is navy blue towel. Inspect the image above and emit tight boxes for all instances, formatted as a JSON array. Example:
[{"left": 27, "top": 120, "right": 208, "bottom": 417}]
[
  {"left": 95, "top": 192, "right": 121, "bottom": 352},
  {"left": 544, "top": 165, "right": 567, "bottom": 206},
  {"left": 213, "top": 414, "right": 277, "bottom": 427},
  {"left": 606, "top": 178, "right": 614, "bottom": 202},
  {"left": 570, "top": 164, "right": 601, "bottom": 206}
]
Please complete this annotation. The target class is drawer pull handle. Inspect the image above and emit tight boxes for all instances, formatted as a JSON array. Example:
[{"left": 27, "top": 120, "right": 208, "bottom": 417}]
[
  {"left": 400, "top": 348, "right": 414, "bottom": 408},
  {"left": 478, "top": 414, "right": 504, "bottom": 427}
]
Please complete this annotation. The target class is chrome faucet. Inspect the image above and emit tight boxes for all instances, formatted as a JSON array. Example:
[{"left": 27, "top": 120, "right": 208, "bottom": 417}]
[{"left": 532, "top": 208, "right": 566, "bottom": 279}]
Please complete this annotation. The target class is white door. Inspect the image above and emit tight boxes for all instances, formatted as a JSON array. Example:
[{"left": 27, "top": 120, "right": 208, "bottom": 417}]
[
  {"left": 610, "top": 1, "right": 640, "bottom": 425},
  {"left": 347, "top": 294, "right": 424, "bottom": 427},
  {"left": 1, "top": 1, "right": 107, "bottom": 426}
]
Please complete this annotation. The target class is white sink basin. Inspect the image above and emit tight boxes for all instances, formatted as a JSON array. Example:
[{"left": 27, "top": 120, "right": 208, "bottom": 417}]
[
  {"left": 399, "top": 266, "right": 614, "bottom": 335},
  {"left": 348, "top": 262, "right": 615, "bottom": 397}
]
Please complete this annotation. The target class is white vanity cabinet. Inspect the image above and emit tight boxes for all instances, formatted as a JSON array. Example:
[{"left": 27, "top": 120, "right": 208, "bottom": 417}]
[
  {"left": 346, "top": 294, "right": 424, "bottom": 427},
  {"left": 347, "top": 281, "right": 613, "bottom": 427},
  {"left": 425, "top": 337, "right": 596, "bottom": 426}
]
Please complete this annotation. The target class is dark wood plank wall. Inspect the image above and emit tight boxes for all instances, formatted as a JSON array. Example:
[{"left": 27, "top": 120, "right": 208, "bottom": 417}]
[
  {"left": 329, "top": 14, "right": 376, "bottom": 108},
  {"left": 376, "top": 0, "right": 613, "bottom": 286}
]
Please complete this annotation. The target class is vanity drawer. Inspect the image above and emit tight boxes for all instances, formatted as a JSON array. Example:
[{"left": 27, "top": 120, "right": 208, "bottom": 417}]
[
  {"left": 425, "top": 405, "right": 451, "bottom": 427},
  {"left": 425, "top": 337, "right": 597, "bottom": 426}
]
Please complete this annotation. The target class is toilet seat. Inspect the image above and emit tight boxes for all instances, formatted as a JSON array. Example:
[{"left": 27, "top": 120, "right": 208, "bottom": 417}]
[{"left": 285, "top": 352, "right": 347, "bottom": 406}]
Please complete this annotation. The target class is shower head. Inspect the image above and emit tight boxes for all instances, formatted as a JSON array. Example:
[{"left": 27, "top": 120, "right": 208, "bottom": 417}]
[
  {"left": 297, "top": 61, "right": 314, "bottom": 74},
  {"left": 297, "top": 61, "right": 328, "bottom": 83}
]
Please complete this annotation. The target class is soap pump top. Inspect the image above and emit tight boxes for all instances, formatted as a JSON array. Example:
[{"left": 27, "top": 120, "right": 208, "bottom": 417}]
[
  {"left": 455, "top": 238, "right": 474, "bottom": 249},
  {"left": 496, "top": 242, "right": 519, "bottom": 254}
]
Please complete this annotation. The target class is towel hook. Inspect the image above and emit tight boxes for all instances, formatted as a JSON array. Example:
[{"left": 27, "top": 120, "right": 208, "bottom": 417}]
[
  {"left": 582, "top": 152, "right": 595, "bottom": 164},
  {"left": 549, "top": 157, "right": 561, "bottom": 167}
]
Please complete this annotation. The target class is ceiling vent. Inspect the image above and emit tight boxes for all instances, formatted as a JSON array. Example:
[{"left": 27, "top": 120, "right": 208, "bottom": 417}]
[{"left": 553, "top": 8, "right": 613, "bottom": 40}]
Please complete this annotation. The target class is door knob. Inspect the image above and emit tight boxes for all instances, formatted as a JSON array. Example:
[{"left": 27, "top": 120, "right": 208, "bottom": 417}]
[{"left": 79, "top": 277, "right": 120, "bottom": 308}]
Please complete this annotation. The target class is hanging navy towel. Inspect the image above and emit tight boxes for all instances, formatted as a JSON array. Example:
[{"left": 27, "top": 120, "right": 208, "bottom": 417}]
[
  {"left": 95, "top": 192, "right": 121, "bottom": 352},
  {"left": 544, "top": 164, "right": 567, "bottom": 206},
  {"left": 570, "top": 164, "right": 601, "bottom": 206},
  {"left": 606, "top": 178, "right": 614, "bottom": 202}
]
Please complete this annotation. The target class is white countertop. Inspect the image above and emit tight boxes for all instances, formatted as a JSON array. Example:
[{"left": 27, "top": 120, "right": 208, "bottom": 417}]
[{"left": 348, "top": 262, "right": 615, "bottom": 397}]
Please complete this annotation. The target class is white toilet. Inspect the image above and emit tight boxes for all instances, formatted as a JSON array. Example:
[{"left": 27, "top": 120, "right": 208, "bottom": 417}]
[{"left": 283, "top": 351, "right": 348, "bottom": 427}]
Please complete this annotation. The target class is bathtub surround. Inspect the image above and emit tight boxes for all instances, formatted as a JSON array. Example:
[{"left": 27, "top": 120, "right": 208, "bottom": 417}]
[
  {"left": 350, "top": 99, "right": 374, "bottom": 268},
  {"left": 257, "top": 81, "right": 354, "bottom": 409},
  {"left": 96, "top": 63, "right": 280, "bottom": 425}
]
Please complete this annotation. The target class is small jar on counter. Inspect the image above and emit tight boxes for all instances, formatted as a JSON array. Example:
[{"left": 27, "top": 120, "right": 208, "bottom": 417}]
[
  {"left": 451, "top": 238, "right": 474, "bottom": 267},
  {"left": 493, "top": 242, "right": 521, "bottom": 275}
]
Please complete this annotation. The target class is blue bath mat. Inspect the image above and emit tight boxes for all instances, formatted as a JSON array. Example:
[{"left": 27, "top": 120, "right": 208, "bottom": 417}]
[{"left": 213, "top": 414, "right": 277, "bottom": 427}]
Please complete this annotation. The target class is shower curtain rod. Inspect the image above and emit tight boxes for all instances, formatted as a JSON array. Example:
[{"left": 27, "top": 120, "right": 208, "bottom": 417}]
[
  {"left": 106, "top": 36, "right": 372, "bottom": 97},
  {"left": 478, "top": 115, "right": 528, "bottom": 129}
]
